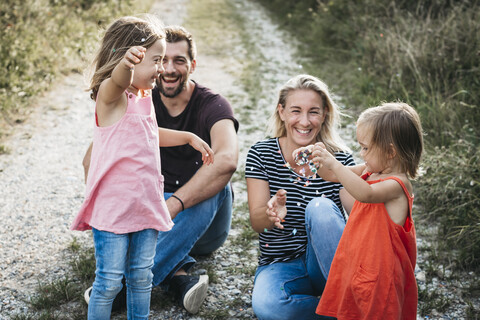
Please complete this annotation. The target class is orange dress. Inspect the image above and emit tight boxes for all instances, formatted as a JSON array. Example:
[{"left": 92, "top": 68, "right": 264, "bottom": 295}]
[{"left": 316, "top": 174, "right": 417, "bottom": 319}]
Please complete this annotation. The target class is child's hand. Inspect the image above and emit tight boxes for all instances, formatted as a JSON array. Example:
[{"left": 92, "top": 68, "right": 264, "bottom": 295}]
[
  {"left": 311, "top": 142, "right": 337, "bottom": 170},
  {"left": 122, "top": 46, "right": 146, "bottom": 70},
  {"left": 188, "top": 134, "right": 214, "bottom": 165},
  {"left": 266, "top": 189, "right": 287, "bottom": 229},
  {"left": 292, "top": 144, "right": 314, "bottom": 166}
]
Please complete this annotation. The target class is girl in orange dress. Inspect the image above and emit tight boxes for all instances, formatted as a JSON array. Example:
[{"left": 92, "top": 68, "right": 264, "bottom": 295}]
[{"left": 304, "top": 102, "right": 423, "bottom": 319}]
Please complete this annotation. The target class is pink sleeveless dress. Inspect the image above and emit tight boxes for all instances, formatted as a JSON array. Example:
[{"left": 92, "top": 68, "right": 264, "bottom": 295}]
[{"left": 71, "top": 92, "right": 174, "bottom": 233}]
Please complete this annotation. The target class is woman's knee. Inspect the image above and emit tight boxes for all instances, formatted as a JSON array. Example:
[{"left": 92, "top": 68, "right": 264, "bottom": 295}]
[
  {"left": 306, "top": 197, "right": 341, "bottom": 220},
  {"left": 252, "top": 286, "right": 284, "bottom": 320}
]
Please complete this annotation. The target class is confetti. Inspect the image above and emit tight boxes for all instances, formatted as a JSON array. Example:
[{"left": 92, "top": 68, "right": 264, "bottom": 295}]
[
  {"left": 264, "top": 228, "right": 268, "bottom": 233},
  {"left": 292, "top": 228, "right": 297, "bottom": 235}
]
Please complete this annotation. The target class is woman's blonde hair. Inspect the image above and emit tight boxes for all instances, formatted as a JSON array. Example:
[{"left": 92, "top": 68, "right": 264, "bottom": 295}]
[
  {"left": 88, "top": 15, "right": 165, "bottom": 101},
  {"left": 267, "top": 74, "right": 349, "bottom": 153},
  {"left": 357, "top": 102, "right": 424, "bottom": 178}
]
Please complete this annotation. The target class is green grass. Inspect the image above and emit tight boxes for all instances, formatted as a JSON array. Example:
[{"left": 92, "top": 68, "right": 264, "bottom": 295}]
[{"left": 11, "top": 238, "right": 91, "bottom": 318}]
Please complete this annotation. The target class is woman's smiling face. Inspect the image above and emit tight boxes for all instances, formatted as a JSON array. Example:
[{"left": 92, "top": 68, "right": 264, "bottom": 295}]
[{"left": 278, "top": 89, "right": 326, "bottom": 148}]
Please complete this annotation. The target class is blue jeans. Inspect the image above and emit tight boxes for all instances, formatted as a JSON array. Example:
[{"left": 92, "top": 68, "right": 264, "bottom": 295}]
[
  {"left": 151, "top": 184, "right": 232, "bottom": 287},
  {"left": 89, "top": 228, "right": 158, "bottom": 320},
  {"left": 252, "top": 197, "right": 345, "bottom": 320}
]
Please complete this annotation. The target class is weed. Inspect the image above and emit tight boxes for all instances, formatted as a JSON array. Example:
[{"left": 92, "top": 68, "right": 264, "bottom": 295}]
[
  {"left": 418, "top": 286, "right": 451, "bottom": 316},
  {"left": 69, "top": 245, "right": 95, "bottom": 283},
  {"left": 30, "top": 277, "right": 80, "bottom": 310},
  {"left": 0, "top": 145, "right": 9, "bottom": 154}
]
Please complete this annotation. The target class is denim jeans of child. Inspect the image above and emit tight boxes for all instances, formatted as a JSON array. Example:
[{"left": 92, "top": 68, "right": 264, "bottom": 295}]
[
  {"left": 252, "top": 197, "right": 345, "bottom": 320},
  {"left": 151, "top": 184, "right": 232, "bottom": 287},
  {"left": 88, "top": 228, "right": 158, "bottom": 320}
]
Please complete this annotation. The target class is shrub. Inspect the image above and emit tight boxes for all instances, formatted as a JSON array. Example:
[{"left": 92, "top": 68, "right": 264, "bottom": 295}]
[{"left": 415, "top": 139, "right": 480, "bottom": 270}]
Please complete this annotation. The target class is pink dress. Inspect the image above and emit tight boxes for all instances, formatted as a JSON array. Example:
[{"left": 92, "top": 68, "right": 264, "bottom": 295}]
[{"left": 71, "top": 91, "right": 174, "bottom": 233}]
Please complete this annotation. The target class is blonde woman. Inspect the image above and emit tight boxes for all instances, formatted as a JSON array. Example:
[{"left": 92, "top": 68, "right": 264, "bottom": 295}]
[{"left": 245, "top": 74, "right": 354, "bottom": 320}]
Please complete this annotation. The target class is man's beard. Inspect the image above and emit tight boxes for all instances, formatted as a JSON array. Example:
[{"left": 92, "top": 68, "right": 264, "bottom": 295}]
[{"left": 158, "top": 75, "right": 188, "bottom": 98}]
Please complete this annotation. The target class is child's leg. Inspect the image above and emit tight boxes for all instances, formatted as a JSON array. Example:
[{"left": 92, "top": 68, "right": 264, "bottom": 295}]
[
  {"left": 304, "top": 197, "right": 346, "bottom": 293},
  {"left": 89, "top": 228, "right": 128, "bottom": 320},
  {"left": 125, "top": 229, "right": 158, "bottom": 320}
]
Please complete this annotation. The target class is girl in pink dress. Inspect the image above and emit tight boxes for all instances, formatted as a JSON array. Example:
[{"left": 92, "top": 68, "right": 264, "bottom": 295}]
[{"left": 71, "top": 15, "right": 213, "bottom": 319}]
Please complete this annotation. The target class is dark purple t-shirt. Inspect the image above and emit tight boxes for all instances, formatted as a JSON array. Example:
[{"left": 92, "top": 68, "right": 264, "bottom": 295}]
[{"left": 152, "top": 82, "right": 239, "bottom": 193}]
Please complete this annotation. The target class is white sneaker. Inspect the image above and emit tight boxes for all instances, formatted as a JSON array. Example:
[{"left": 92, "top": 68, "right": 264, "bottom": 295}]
[{"left": 84, "top": 286, "right": 92, "bottom": 304}]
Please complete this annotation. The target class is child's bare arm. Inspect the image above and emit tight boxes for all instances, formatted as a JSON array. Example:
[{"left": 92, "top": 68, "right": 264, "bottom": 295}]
[
  {"left": 97, "top": 46, "right": 146, "bottom": 106},
  {"left": 313, "top": 146, "right": 402, "bottom": 204},
  {"left": 158, "top": 128, "right": 214, "bottom": 165},
  {"left": 292, "top": 142, "right": 365, "bottom": 182}
]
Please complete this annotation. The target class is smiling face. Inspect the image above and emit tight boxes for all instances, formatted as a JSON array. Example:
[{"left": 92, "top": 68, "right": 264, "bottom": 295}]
[
  {"left": 157, "top": 40, "right": 196, "bottom": 98},
  {"left": 131, "top": 39, "right": 166, "bottom": 91},
  {"left": 278, "top": 89, "right": 326, "bottom": 149}
]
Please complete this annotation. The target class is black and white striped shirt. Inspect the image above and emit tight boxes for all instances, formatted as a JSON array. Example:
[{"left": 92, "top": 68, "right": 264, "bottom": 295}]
[{"left": 245, "top": 138, "right": 355, "bottom": 266}]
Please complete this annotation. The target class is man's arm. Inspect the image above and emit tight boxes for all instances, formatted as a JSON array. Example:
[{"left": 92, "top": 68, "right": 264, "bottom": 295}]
[{"left": 167, "top": 119, "right": 238, "bottom": 219}]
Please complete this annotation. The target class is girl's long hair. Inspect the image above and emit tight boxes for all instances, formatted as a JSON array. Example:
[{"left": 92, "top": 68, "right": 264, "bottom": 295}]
[{"left": 88, "top": 15, "right": 165, "bottom": 101}]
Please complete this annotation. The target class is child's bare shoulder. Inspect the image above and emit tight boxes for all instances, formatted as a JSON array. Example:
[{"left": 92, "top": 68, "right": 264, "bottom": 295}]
[{"left": 389, "top": 174, "right": 412, "bottom": 196}]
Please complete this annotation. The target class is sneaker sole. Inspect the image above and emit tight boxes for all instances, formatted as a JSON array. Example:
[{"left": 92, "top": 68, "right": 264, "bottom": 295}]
[
  {"left": 183, "top": 274, "right": 209, "bottom": 314},
  {"left": 84, "top": 286, "right": 92, "bottom": 304}
]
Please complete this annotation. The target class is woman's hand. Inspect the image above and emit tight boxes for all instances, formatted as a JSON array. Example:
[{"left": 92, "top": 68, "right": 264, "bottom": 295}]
[
  {"left": 292, "top": 144, "right": 314, "bottom": 166},
  {"left": 266, "top": 189, "right": 287, "bottom": 229},
  {"left": 188, "top": 134, "right": 214, "bottom": 165}
]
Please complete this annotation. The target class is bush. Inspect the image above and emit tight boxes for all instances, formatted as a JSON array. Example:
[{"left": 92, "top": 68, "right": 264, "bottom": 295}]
[{"left": 415, "top": 139, "right": 480, "bottom": 270}]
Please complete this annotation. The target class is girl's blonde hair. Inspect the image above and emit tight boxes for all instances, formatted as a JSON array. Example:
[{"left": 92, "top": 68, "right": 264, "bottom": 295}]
[
  {"left": 267, "top": 74, "right": 349, "bottom": 153},
  {"left": 88, "top": 15, "right": 165, "bottom": 101},
  {"left": 357, "top": 102, "right": 424, "bottom": 178}
]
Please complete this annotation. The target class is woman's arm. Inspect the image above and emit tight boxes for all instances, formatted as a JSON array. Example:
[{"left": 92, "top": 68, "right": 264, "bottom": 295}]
[{"left": 247, "top": 178, "right": 286, "bottom": 233}]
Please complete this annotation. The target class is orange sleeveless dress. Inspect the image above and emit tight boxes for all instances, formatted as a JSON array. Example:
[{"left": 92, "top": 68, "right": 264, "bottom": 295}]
[{"left": 316, "top": 173, "right": 417, "bottom": 319}]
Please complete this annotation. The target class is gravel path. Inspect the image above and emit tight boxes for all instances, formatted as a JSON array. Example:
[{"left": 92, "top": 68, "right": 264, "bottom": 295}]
[{"left": 1, "top": 0, "right": 478, "bottom": 319}]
